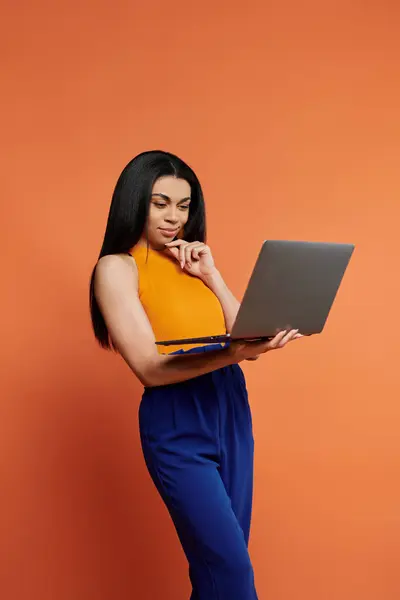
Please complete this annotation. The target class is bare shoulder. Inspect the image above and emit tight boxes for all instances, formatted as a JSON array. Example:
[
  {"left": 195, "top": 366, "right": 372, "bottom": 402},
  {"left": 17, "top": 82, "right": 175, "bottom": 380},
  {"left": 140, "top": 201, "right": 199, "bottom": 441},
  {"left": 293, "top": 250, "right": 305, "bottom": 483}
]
[
  {"left": 96, "top": 252, "right": 137, "bottom": 273},
  {"left": 94, "top": 253, "right": 138, "bottom": 292},
  {"left": 93, "top": 252, "right": 157, "bottom": 383}
]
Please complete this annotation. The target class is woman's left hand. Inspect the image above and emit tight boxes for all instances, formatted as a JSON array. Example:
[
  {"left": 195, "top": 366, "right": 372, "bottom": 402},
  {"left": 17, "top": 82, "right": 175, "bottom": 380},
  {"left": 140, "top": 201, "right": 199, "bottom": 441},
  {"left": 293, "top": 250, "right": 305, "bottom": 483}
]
[
  {"left": 166, "top": 239, "right": 260, "bottom": 360},
  {"left": 165, "top": 240, "right": 217, "bottom": 281}
]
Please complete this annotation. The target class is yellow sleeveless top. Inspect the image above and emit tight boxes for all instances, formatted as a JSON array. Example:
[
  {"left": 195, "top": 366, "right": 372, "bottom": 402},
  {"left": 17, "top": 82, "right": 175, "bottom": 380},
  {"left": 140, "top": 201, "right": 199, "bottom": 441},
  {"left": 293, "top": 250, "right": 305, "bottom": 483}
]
[{"left": 129, "top": 244, "right": 226, "bottom": 354}]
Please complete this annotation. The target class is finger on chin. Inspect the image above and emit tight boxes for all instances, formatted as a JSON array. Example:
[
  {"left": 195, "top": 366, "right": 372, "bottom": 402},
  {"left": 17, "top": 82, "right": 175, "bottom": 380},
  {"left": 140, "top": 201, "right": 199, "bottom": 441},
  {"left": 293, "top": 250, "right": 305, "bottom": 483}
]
[{"left": 165, "top": 240, "right": 184, "bottom": 246}]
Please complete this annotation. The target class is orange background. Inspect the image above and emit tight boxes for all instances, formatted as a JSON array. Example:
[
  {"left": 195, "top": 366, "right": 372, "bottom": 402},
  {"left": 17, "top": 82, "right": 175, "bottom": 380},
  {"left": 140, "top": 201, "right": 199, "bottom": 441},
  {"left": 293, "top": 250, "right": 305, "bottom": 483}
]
[{"left": 2, "top": 1, "right": 400, "bottom": 599}]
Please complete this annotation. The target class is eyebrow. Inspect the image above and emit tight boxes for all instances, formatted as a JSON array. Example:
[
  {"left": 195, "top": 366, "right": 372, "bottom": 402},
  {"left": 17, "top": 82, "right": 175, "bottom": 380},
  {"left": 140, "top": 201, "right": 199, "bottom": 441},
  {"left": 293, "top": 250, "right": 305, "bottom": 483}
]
[{"left": 152, "top": 193, "right": 191, "bottom": 203}]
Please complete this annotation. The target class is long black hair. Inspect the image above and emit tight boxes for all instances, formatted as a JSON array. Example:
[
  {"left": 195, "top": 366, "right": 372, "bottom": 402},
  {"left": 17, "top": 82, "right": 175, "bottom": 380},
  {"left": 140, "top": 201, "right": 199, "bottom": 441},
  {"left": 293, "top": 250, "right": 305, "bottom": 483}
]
[{"left": 89, "top": 150, "right": 207, "bottom": 351}]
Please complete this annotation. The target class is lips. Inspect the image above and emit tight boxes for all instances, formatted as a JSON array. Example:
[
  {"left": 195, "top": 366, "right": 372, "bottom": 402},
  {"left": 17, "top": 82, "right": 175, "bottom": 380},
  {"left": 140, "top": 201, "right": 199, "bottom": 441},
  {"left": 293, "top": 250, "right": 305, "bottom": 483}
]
[{"left": 159, "top": 228, "right": 178, "bottom": 236}]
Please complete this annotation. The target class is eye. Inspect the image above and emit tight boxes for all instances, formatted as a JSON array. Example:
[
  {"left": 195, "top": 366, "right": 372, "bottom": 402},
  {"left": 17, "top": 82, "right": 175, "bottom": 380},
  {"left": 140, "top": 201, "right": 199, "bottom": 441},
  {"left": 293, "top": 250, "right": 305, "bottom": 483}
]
[
  {"left": 179, "top": 205, "right": 190, "bottom": 211},
  {"left": 153, "top": 202, "right": 167, "bottom": 209}
]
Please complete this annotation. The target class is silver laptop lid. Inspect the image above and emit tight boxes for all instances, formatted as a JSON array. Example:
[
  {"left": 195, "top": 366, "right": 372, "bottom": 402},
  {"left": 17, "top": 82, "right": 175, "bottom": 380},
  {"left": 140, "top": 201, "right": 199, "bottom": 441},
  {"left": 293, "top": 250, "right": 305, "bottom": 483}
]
[{"left": 231, "top": 240, "right": 355, "bottom": 339}]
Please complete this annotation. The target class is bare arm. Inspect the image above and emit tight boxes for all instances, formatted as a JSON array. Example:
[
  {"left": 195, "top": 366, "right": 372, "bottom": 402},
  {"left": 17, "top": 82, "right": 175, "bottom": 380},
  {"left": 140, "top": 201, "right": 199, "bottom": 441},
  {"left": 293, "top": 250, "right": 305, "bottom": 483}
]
[
  {"left": 201, "top": 269, "right": 240, "bottom": 334},
  {"left": 164, "top": 240, "right": 240, "bottom": 334},
  {"left": 200, "top": 269, "right": 264, "bottom": 361},
  {"left": 94, "top": 255, "right": 238, "bottom": 387},
  {"left": 94, "top": 255, "right": 300, "bottom": 388}
]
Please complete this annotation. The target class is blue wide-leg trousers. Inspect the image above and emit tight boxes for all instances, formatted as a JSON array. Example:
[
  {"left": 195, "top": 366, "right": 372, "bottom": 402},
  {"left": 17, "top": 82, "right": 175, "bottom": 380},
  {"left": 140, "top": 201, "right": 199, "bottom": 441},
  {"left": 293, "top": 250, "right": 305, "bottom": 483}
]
[{"left": 139, "top": 344, "right": 258, "bottom": 599}]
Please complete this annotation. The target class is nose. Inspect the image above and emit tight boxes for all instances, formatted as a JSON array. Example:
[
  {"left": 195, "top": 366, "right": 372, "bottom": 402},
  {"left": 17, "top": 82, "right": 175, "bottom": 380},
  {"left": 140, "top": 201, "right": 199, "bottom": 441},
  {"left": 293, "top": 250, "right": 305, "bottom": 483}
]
[{"left": 164, "top": 205, "right": 179, "bottom": 224}]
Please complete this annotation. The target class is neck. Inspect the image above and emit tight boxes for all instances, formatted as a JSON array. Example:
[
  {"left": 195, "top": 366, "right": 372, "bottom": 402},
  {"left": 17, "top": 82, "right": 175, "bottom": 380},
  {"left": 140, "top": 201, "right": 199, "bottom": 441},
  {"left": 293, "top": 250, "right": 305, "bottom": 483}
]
[{"left": 136, "top": 237, "right": 166, "bottom": 252}]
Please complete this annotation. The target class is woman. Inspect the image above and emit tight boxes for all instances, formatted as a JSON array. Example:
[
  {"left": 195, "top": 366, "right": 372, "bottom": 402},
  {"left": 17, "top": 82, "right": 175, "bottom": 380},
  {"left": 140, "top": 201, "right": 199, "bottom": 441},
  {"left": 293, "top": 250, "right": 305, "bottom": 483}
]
[{"left": 89, "top": 150, "right": 301, "bottom": 599}]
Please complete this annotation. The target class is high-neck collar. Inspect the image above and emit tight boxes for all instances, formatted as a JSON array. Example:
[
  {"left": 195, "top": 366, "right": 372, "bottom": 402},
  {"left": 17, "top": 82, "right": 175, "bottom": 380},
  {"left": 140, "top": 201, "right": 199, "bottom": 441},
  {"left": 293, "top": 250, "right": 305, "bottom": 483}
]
[
  {"left": 130, "top": 243, "right": 170, "bottom": 257},
  {"left": 134, "top": 241, "right": 167, "bottom": 252}
]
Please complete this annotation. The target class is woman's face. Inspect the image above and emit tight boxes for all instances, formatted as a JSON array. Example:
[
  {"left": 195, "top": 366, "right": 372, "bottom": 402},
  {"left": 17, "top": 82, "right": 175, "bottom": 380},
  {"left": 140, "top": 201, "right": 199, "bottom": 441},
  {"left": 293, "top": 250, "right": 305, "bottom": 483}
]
[{"left": 142, "top": 176, "right": 191, "bottom": 249}]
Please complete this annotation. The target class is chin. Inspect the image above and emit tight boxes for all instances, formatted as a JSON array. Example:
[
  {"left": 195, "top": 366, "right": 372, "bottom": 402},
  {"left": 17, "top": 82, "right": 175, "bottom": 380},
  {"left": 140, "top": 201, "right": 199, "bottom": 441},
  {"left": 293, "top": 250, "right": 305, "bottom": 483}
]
[
  {"left": 154, "top": 236, "right": 172, "bottom": 249},
  {"left": 160, "top": 234, "right": 178, "bottom": 243}
]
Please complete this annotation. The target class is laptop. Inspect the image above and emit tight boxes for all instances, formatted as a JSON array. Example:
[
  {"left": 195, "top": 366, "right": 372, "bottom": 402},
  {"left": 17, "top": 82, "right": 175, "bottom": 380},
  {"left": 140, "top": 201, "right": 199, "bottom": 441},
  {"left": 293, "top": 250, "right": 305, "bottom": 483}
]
[{"left": 155, "top": 240, "right": 355, "bottom": 347}]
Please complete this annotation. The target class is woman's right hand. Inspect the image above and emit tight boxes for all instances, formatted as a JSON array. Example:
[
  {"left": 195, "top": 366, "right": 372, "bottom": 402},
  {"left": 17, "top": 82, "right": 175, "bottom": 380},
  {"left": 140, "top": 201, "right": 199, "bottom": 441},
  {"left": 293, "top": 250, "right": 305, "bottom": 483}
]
[{"left": 228, "top": 329, "right": 303, "bottom": 362}]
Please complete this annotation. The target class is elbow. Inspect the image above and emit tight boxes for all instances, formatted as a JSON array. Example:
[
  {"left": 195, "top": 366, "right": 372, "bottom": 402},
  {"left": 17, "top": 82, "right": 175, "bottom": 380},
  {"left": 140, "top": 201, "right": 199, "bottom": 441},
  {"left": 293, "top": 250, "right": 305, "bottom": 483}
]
[
  {"left": 135, "top": 366, "right": 157, "bottom": 388},
  {"left": 136, "top": 359, "right": 164, "bottom": 388},
  {"left": 117, "top": 345, "right": 165, "bottom": 388},
  {"left": 141, "top": 373, "right": 161, "bottom": 388}
]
